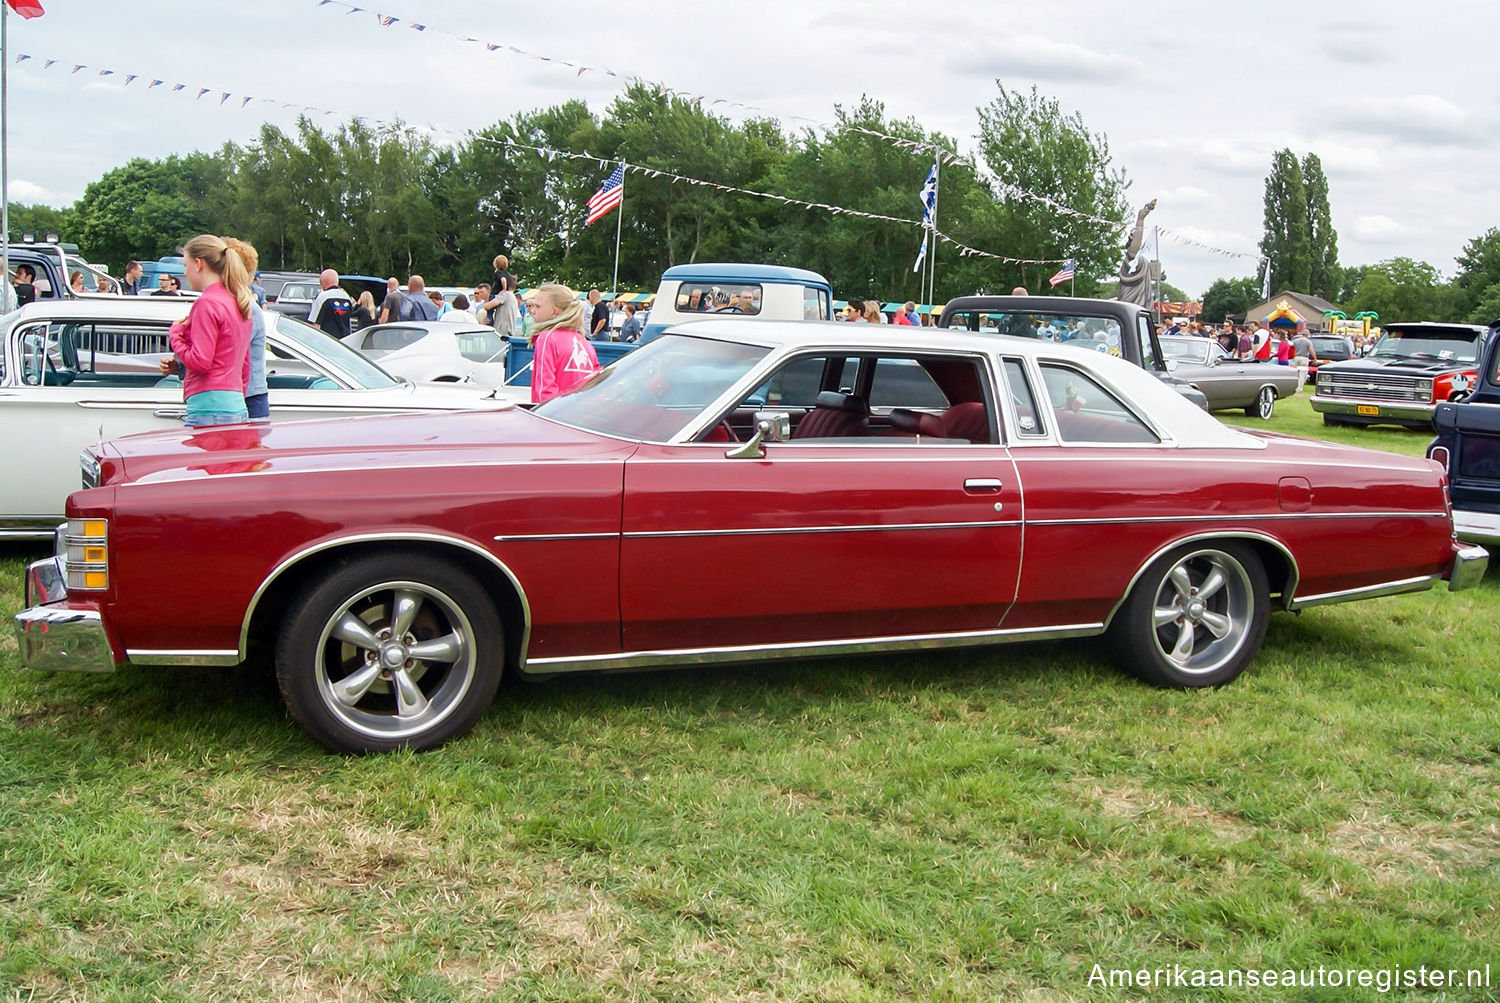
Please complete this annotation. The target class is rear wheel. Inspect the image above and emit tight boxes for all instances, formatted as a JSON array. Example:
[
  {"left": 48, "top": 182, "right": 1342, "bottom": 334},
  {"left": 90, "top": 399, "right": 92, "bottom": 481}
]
[
  {"left": 275, "top": 553, "right": 503, "bottom": 753},
  {"left": 1108, "top": 541, "right": 1269, "bottom": 688},
  {"left": 1246, "top": 385, "right": 1276, "bottom": 419}
]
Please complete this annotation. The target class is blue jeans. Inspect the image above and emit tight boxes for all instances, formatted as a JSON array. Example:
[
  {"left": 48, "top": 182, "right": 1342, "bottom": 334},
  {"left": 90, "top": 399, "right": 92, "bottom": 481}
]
[{"left": 245, "top": 393, "right": 270, "bottom": 419}]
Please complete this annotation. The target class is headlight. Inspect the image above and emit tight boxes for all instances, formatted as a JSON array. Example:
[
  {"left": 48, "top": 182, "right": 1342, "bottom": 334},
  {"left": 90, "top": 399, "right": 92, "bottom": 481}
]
[
  {"left": 1416, "top": 378, "right": 1434, "bottom": 399},
  {"left": 62, "top": 518, "right": 109, "bottom": 591}
]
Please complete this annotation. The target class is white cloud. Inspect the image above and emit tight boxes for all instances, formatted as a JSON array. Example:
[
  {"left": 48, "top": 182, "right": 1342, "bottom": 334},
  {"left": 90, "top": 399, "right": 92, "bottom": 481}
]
[
  {"left": 1316, "top": 21, "right": 1393, "bottom": 63},
  {"left": 1312, "top": 94, "right": 1475, "bottom": 146},
  {"left": 1153, "top": 185, "right": 1216, "bottom": 210},
  {"left": 5, "top": 179, "right": 57, "bottom": 204},
  {"left": 1350, "top": 214, "right": 1411, "bottom": 240},
  {"left": 949, "top": 34, "right": 1150, "bottom": 86}
]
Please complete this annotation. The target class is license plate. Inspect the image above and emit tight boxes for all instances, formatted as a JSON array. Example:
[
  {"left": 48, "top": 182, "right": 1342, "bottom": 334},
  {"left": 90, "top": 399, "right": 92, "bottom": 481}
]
[{"left": 1356, "top": 405, "right": 1380, "bottom": 415}]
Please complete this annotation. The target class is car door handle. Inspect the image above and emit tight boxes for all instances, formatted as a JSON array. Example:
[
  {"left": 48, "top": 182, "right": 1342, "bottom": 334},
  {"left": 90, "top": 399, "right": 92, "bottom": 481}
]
[
  {"left": 963, "top": 478, "right": 1003, "bottom": 493},
  {"left": 153, "top": 407, "right": 186, "bottom": 420}
]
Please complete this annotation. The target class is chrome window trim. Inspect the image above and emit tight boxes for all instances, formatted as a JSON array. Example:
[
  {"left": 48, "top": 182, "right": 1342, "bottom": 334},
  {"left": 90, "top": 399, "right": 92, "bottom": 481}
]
[
  {"left": 238, "top": 531, "right": 533, "bottom": 664},
  {"left": 524, "top": 621, "right": 1104, "bottom": 675}
]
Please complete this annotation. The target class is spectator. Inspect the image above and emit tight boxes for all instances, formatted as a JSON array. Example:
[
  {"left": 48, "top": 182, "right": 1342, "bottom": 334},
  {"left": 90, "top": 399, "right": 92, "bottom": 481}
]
[
  {"left": 1012, "top": 286, "right": 1028, "bottom": 296},
  {"left": 250, "top": 270, "right": 267, "bottom": 307},
  {"left": 894, "top": 301, "right": 918, "bottom": 326},
  {"left": 307, "top": 269, "right": 354, "bottom": 339},
  {"left": 1235, "top": 324, "right": 1253, "bottom": 360},
  {"left": 151, "top": 274, "right": 181, "bottom": 296},
  {"left": 620, "top": 302, "right": 642, "bottom": 342},
  {"left": 862, "top": 300, "right": 882, "bottom": 324},
  {"left": 587, "top": 288, "right": 610, "bottom": 338},
  {"left": 492, "top": 254, "right": 513, "bottom": 297},
  {"left": 1275, "top": 329, "right": 1293, "bottom": 365},
  {"left": 225, "top": 238, "right": 270, "bottom": 420},
  {"left": 121, "top": 260, "right": 144, "bottom": 296},
  {"left": 471, "top": 283, "right": 492, "bottom": 325},
  {"left": 69, "top": 270, "right": 85, "bottom": 294},
  {"left": 378, "top": 276, "right": 405, "bottom": 324},
  {"left": 350, "top": 291, "right": 378, "bottom": 332},
  {"left": 401, "top": 275, "right": 438, "bottom": 321},
  {"left": 1290, "top": 324, "right": 1319, "bottom": 390},
  {"left": 529, "top": 282, "right": 599, "bottom": 403},
  {"left": 1252, "top": 320, "right": 1272, "bottom": 360},
  {"left": 485, "top": 277, "right": 519, "bottom": 338},
  {"left": 443, "top": 294, "right": 476, "bottom": 323},
  {"left": 161, "top": 234, "right": 253, "bottom": 428},
  {"left": 13, "top": 264, "right": 37, "bottom": 306},
  {"left": 429, "top": 290, "right": 449, "bottom": 318}
]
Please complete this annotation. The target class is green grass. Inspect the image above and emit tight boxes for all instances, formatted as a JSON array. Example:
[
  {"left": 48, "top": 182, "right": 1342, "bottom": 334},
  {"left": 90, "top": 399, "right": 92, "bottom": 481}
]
[{"left": 2, "top": 402, "right": 1498, "bottom": 1001}]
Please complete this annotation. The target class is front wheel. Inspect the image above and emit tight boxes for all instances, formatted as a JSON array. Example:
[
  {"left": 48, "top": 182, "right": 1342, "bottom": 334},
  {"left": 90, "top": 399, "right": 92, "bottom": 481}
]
[
  {"left": 1107, "top": 542, "right": 1269, "bottom": 688},
  {"left": 1246, "top": 385, "right": 1276, "bottom": 419},
  {"left": 276, "top": 553, "right": 504, "bottom": 753}
]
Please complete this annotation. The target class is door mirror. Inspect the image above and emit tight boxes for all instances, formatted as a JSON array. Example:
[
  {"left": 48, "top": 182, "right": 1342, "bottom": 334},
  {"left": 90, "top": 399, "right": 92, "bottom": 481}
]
[{"left": 725, "top": 411, "right": 791, "bottom": 459}]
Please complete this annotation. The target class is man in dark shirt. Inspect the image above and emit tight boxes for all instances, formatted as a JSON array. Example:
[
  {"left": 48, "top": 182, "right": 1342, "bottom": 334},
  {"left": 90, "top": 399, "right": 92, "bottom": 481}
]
[
  {"left": 307, "top": 269, "right": 353, "bottom": 339},
  {"left": 588, "top": 288, "right": 610, "bottom": 339},
  {"left": 121, "top": 260, "right": 143, "bottom": 296},
  {"left": 378, "top": 276, "right": 405, "bottom": 324},
  {"left": 13, "top": 264, "right": 38, "bottom": 306},
  {"left": 150, "top": 274, "right": 180, "bottom": 296}
]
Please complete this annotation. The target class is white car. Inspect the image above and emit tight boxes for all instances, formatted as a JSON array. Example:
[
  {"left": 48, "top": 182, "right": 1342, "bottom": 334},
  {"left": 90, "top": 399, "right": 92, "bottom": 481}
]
[
  {"left": 0, "top": 298, "right": 526, "bottom": 539},
  {"left": 342, "top": 321, "right": 511, "bottom": 386}
]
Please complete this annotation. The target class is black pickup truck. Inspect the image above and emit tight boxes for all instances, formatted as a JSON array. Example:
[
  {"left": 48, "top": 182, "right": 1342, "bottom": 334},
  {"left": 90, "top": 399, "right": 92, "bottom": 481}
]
[
  {"left": 936, "top": 295, "right": 1209, "bottom": 408},
  {"left": 1311, "top": 321, "right": 1485, "bottom": 429},
  {"left": 1429, "top": 322, "right": 1500, "bottom": 545}
]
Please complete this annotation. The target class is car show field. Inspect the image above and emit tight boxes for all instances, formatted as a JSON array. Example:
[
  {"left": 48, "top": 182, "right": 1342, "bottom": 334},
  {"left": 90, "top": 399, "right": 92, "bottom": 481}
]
[{"left": 1, "top": 337, "right": 1497, "bottom": 998}]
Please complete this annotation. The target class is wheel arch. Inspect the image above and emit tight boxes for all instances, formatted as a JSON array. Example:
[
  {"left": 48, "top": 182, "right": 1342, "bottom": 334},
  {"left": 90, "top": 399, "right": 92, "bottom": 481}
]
[
  {"left": 1101, "top": 531, "right": 1300, "bottom": 631},
  {"left": 241, "top": 532, "right": 531, "bottom": 675}
]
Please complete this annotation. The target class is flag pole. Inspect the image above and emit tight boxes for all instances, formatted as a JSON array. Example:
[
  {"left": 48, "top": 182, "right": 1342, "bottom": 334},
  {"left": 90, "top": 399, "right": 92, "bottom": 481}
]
[
  {"left": 927, "top": 156, "right": 940, "bottom": 305},
  {"left": 2, "top": 3, "right": 10, "bottom": 299},
  {"left": 610, "top": 161, "right": 624, "bottom": 302}
]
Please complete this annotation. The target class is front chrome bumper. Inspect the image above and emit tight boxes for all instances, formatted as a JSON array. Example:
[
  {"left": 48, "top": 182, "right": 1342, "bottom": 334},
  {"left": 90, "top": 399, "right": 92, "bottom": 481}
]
[
  {"left": 12, "top": 555, "right": 118, "bottom": 673},
  {"left": 1310, "top": 395, "right": 1436, "bottom": 423},
  {"left": 1447, "top": 544, "right": 1490, "bottom": 592},
  {"left": 1452, "top": 509, "right": 1500, "bottom": 548}
]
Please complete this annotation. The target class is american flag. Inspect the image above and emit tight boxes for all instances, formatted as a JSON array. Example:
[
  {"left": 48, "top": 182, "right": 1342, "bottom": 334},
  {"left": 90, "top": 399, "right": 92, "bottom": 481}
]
[
  {"left": 1048, "top": 259, "right": 1076, "bottom": 287},
  {"left": 585, "top": 164, "right": 625, "bottom": 225}
]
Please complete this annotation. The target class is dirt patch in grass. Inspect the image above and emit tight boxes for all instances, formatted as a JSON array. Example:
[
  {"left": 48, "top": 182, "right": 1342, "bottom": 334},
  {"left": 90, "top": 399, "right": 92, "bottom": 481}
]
[
  {"left": 1077, "top": 778, "right": 1253, "bottom": 842},
  {"left": 1331, "top": 807, "right": 1500, "bottom": 882}
]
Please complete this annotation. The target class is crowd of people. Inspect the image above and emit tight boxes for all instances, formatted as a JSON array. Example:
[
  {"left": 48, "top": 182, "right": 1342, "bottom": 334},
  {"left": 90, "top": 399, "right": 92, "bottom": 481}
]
[{"left": 134, "top": 243, "right": 606, "bottom": 425}]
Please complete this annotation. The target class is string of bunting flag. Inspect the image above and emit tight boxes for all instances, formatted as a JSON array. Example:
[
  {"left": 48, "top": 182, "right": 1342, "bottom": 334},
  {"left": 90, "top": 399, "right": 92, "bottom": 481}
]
[
  {"left": 306, "top": 0, "right": 1264, "bottom": 265},
  {"left": 6, "top": 52, "right": 1067, "bottom": 266}
]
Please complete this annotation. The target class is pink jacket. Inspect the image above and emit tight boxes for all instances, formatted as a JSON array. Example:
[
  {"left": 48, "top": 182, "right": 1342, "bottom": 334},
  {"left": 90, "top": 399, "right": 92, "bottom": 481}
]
[
  {"left": 531, "top": 327, "right": 600, "bottom": 403},
  {"left": 168, "top": 281, "right": 251, "bottom": 399}
]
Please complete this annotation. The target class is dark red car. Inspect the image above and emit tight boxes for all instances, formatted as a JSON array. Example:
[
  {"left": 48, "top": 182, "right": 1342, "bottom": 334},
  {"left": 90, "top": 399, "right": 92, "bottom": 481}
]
[{"left": 14, "top": 322, "right": 1488, "bottom": 752}]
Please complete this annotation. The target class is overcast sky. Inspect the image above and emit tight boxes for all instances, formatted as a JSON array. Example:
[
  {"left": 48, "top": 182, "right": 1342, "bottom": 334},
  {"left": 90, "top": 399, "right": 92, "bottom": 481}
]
[{"left": 2, "top": 0, "right": 1496, "bottom": 298}]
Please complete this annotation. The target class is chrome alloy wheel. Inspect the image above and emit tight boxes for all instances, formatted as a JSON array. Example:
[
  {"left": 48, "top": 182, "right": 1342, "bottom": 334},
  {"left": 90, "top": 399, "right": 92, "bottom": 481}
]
[
  {"left": 1255, "top": 385, "right": 1275, "bottom": 419},
  {"left": 1148, "top": 549, "right": 1256, "bottom": 676},
  {"left": 313, "top": 580, "right": 477, "bottom": 741}
]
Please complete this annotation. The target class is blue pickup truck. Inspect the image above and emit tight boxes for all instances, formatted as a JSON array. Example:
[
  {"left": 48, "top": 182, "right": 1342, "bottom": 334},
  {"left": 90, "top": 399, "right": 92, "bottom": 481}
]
[{"left": 1429, "top": 322, "right": 1500, "bottom": 545}]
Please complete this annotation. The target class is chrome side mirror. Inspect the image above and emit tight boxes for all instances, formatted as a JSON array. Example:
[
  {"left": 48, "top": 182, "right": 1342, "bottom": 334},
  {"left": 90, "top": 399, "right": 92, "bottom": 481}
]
[{"left": 725, "top": 411, "right": 790, "bottom": 459}]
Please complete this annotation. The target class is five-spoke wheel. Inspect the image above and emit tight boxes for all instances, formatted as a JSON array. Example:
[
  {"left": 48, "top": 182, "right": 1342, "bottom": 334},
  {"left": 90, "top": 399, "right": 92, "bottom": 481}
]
[
  {"left": 1247, "top": 385, "right": 1276, "bottom": 419},
  {"left": 276, "top": 553, "right": 503, "bottom": 753},
  {"left": 1108, "top": 542, "right": 1269, "bottom": 688}
]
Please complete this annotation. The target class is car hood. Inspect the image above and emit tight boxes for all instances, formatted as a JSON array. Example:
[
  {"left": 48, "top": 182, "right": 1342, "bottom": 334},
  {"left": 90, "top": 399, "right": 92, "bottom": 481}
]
[
  {"left": 90, "top": 406, "right": 634, "bottom": 487},
  {"left": 1319, "top": 356, "right": 1471, "bottom": 376}
]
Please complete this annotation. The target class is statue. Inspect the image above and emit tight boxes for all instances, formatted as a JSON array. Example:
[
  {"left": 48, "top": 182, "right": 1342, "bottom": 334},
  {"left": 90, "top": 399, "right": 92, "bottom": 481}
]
[{"left": 1115, "top": 199, "right": 1159, "bottom": 307}]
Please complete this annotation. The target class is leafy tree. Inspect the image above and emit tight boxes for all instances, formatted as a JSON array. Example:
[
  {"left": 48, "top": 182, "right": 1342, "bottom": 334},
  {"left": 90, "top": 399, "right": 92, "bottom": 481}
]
[
  {"left": 70, "top": 154, "right": 229, "bottom": 272},
  {"left": 1350, "top": 257, "right": 1443, "bottom": 323},
  {"left": 1467, "top": 281, "right": 1500, "bottom": 326},
  {"left": 1199, "top": 276, "right": 1261, "bottom": 322},
  {"left": 975, "top": 84, "right": 1129, "bottom": 294},
  {"left": 1302, "top": 153, "right": 1339, "bottom": 301},
  {"left": 1453, "top": 227, "right": 1500, "bottom": 320},
  {"left": 1259, "top": 149, "right": 1311, "bottom": 293},
  {"left": 5, "top": 202, "right": 74, "bottom": 244}
]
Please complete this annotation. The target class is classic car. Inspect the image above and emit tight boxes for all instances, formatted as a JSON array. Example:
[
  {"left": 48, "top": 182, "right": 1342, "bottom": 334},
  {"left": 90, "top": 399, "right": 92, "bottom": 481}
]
[
  {"left": 0, "top": 297, "right": 525, "bottom": 539},
  {"left": 1156, "top": 335, "right": 1301, "bottom": 418},
  {"left": 936, "top": 295, "right": 1211, "bottom": 409},
  {"left": 1312, "top": 322, "right": 1485, "bottom": 428},
  {"left": 14, "top": 321, "right": 1486, "bottom": 754},
  {"left": 1430, "top": 322, "right": 1500, "bottom": 544},
  {"left": 640, "top": 262, "right": 834, "bottom": 343},
  {"left": 342, "top": 321, "right": 510, "bottom": 386}
]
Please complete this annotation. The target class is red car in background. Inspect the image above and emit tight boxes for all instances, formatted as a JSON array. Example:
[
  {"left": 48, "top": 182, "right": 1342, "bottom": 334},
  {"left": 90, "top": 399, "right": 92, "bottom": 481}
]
[{"left": 15, "top": 321, "right": 1487, "bottom": 753}]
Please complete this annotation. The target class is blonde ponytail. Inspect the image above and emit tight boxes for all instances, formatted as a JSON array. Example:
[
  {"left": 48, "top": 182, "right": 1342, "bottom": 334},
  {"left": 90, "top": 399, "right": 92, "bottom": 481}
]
[{"left": 182, "top": 233, "right": 254, "bottom": 319}]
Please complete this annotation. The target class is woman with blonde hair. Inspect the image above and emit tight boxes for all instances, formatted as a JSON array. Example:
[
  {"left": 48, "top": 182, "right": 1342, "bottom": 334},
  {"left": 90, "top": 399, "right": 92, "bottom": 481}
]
[
  {"left": 223, "top": 237, "right": 270, "bottom": 419},
  {"left": 862, "top": 300, "right": 882, "bottom": 324},
  {"left": 351, "top": 290, "right": 378, "bottom": 331},
  {"left": 163, "top": 234, "right": 254, "bottom": 426},
  {"left": 528, "top": 283, "right": 598, "bottom": 403}
]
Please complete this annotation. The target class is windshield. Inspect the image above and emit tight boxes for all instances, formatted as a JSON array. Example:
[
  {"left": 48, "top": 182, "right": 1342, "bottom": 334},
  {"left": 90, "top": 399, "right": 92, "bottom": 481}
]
[
  {"left": 1160, "top": 339, "right": 1209, "bottom": 362},
  {"left": 1372, "top": 330, "right": 1481, "bottom": 363},
  {"left": 534, "top": 333, "right": 771, "bottom": 441},
  {"left": 270, "top": 313, "right": 399, "bottom": 388}
]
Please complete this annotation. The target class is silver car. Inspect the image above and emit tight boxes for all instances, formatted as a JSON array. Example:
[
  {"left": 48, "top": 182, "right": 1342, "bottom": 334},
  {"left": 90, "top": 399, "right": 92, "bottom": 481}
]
[
  {"left": 1159, "top": 335, "right": 1301, "bottom": 419},
  {"left": 0, "top": 297, "right": 525, "bottom": 539}
]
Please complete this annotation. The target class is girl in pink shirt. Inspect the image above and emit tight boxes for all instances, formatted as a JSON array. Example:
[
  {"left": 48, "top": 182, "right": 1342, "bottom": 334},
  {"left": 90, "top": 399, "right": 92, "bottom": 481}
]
[
  {"left": 529, "top": 283, "right": 600, "bottom": 403},
  {"left": 164, "top": 234, "right": 254, "bottom": 426}
]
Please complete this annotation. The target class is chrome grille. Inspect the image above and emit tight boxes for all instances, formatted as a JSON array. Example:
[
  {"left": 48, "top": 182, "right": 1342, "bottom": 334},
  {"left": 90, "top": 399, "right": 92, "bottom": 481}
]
[{"left": 1317, "top": 372, "right": 1428, "bottom": 403}]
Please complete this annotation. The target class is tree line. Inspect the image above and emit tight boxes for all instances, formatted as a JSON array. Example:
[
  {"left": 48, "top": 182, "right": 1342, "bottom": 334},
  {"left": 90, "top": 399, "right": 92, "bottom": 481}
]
[{"left": 5, "top": 83, "right": 1129, "bottom": 305}]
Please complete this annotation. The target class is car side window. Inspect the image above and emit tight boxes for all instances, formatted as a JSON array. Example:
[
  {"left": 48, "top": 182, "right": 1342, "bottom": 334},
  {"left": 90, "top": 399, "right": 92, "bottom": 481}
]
[
  {"left": 1003, "top": 358, "right": 1046, "bottom": 437},
  {"left": 1038, "top": 364, "right": 1159, "bottom": 444},
  {"left": 869, "top": 358, "right": 949, "bottom": 409},
  {"left": 369, "top": 327, "right": 424, "bottom": 352}
]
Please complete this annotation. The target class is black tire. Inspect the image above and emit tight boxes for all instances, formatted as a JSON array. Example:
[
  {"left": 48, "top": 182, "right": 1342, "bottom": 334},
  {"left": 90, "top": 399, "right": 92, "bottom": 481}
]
[
  {"left": 1107, "top": 541, "right": 1269, "bottom": 688},
  {"left": 275, "top": 552, "right": 503, "bottom": 753},
  {"left": 1246, "top": 385, "right": 1276, "bottom": 419}
]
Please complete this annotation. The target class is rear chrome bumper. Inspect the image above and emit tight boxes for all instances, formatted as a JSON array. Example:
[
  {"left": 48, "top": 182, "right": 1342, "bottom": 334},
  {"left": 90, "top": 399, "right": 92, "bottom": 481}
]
[
  {"left": 1447, "top": 544, "right": 1490, "bottom": 591},
  {"left": 12, "top": 556, "right": 118, "bottom": 673},
  {"left": 1452, "top": 508, "right": 1500, "bottom": 548}
]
